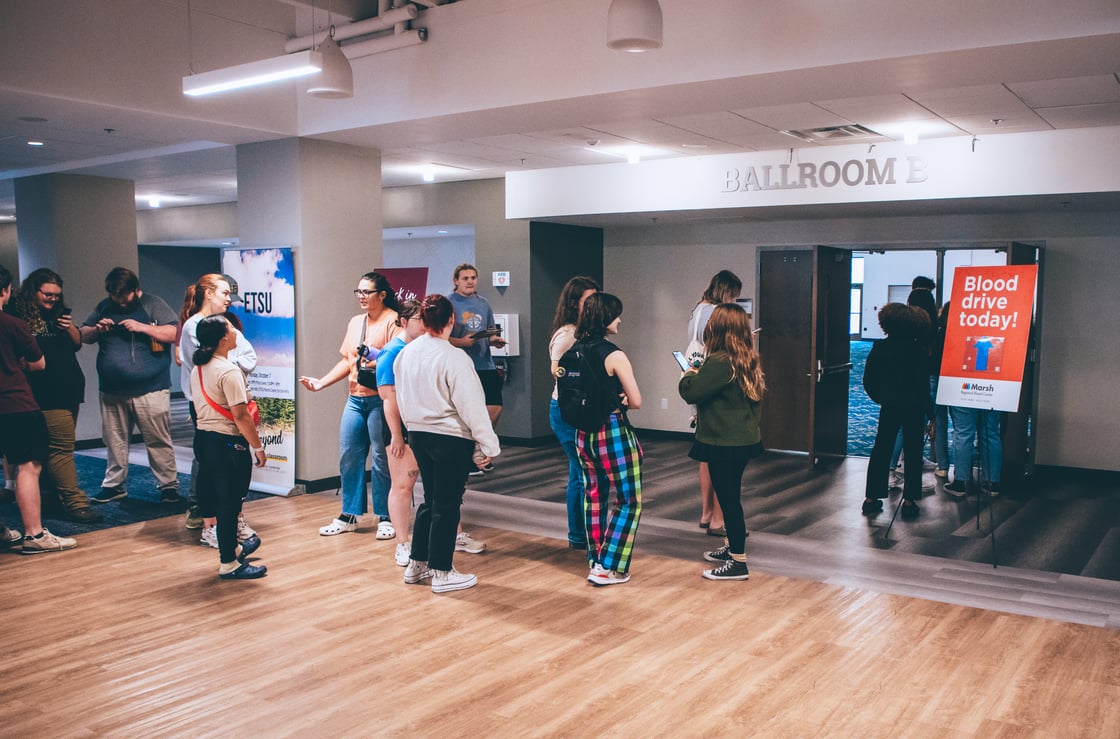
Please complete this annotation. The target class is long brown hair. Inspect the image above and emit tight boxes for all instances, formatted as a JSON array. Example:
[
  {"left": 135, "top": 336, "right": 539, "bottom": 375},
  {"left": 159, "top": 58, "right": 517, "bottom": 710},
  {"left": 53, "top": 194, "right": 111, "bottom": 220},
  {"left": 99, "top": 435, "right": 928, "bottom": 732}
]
[
  {"left": 704, "top": 303, "right": 765, "bottom": 401},
  {"left": 550, "top": 275, "right": 600, "bottom": 334},
  {"left": 696, "top": 269, "right": 742, "bottom": 308}
]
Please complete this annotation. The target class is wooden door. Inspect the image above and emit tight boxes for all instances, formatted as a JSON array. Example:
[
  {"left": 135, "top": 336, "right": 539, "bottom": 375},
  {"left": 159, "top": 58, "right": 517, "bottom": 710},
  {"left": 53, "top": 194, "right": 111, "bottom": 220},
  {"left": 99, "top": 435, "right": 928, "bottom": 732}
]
[{"left": 757, "top": 247, "right": 852, "bottom": 462}]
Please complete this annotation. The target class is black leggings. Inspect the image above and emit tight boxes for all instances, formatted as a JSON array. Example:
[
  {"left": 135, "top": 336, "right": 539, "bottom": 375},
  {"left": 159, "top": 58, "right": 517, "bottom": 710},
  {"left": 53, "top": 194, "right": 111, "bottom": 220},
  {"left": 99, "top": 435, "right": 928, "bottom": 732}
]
[
  {"left": 708, "top": 453, "right": 754, "bottom": 555},
  {"left": 194, "top": 429, "right": 252, "bottom": 563}
]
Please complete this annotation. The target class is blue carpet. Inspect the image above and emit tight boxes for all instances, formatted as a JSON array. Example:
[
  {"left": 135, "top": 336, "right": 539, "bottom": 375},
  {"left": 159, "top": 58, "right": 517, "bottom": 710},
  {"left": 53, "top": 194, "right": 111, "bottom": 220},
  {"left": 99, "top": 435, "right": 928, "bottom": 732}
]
[
  {"left": 848, "top": 340, "right": 876, "bottom": 457},
  {"left": 1, "top": 455, "right": 192, "bottom": 537}
]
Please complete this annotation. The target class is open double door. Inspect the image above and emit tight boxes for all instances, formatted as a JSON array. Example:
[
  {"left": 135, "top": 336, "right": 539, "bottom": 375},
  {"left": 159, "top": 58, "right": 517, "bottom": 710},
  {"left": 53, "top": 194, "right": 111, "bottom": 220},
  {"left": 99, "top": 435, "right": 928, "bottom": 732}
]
[{"left": 757, "top": 243, "right": 1041, "bottom": 485}]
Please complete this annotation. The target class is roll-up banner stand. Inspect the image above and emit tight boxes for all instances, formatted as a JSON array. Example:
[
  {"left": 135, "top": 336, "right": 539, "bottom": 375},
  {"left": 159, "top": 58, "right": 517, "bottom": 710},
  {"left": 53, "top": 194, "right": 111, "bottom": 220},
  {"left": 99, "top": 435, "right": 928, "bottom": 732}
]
[{"left": 222, "top": 247, "right": 297, "bottom": 496}]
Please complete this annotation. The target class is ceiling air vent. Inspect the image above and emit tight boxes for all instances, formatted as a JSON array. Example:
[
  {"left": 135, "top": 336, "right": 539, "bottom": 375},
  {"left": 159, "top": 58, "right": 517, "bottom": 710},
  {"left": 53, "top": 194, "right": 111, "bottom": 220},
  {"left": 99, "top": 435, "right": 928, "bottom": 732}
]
[{"left": 781, "top": 124, "right": 884, "bottom": 143}]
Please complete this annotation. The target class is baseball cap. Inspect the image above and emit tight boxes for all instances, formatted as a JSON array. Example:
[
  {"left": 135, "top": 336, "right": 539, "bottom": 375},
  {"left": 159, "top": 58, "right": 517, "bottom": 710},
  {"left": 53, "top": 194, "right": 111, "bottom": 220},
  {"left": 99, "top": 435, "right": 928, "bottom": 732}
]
[{"left": 222, "top": 274, "right": 244, "bottom": 304}]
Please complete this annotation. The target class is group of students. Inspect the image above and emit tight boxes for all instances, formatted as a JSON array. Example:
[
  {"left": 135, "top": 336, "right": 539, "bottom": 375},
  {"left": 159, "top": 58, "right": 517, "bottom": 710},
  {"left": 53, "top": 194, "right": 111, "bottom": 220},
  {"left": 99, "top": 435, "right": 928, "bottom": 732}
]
[{"left": 547, "top": 269, "right": 766, "bottom": 584}]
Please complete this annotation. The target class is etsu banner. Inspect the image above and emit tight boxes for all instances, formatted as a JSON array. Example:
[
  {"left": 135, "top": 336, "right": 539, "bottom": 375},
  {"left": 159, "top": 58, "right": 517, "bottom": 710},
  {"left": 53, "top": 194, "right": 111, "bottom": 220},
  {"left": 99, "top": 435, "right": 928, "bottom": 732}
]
[
  {"left": 222, "top": 247, "right": 297, "bottom": 495},
  {"left": 936, "top": 265, "right": 1037, "bottom": 412}
]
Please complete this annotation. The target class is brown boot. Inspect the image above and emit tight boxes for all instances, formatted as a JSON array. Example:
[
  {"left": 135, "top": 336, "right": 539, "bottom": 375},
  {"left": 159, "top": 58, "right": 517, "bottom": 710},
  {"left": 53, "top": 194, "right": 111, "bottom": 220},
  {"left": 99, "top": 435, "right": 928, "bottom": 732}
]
[
  {"left": 56, "top": 486, "right": 103, "bottom": 523},
  {"left": 62, "top": 505, "right": 103, "bottom": 523}
]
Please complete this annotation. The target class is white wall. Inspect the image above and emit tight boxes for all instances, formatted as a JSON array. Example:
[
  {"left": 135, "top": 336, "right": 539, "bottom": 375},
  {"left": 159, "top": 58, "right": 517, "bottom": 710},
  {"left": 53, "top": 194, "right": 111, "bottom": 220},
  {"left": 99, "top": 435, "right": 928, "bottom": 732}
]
[
  {"left": 384, "top": 234, "right": 474, "bottom": 297},
  {"left": 605, "top": 211, "right": 1120, "bottom": 472}
]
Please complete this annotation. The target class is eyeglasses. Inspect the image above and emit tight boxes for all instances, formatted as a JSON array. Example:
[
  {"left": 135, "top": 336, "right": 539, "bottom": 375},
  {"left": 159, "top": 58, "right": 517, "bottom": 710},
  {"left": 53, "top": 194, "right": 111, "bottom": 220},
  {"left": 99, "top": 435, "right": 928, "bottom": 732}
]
[
  {"left": 38, "top": 288, "right": 62, "bottom": 300},
  {"left": 354, "top": 289, "right": 382, "bottom": 298}
]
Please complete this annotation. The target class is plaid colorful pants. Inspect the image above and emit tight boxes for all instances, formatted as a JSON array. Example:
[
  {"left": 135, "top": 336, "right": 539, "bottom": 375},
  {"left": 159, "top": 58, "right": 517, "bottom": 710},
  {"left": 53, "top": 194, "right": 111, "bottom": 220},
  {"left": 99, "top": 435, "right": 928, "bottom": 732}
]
[{"left": 577, "top": 413, "right": 643, "bottom": 574}]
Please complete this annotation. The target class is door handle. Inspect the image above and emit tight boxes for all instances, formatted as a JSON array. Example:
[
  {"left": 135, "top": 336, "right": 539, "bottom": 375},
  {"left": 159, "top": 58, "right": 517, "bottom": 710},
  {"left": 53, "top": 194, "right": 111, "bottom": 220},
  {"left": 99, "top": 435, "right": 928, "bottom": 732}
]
[{"left": 815, "top": 361, "right": 853, "bottom": 383}]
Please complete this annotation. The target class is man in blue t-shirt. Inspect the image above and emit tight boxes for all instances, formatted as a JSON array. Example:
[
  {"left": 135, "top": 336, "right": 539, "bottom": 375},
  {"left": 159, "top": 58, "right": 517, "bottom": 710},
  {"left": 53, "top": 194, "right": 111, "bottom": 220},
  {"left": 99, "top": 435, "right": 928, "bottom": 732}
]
[
  {"left": 80, "top": 267, "right": 180, "bottom": 504},
  {"left": 447, "top": 263, "right": 507, "bottom": 474}
]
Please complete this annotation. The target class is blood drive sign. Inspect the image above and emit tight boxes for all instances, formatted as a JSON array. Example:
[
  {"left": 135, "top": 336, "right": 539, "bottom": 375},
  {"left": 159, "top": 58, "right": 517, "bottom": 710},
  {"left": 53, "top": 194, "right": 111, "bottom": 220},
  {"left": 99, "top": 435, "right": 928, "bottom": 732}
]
[{"left": 936, "top": 264, "right": 1038, "bottom": 412}]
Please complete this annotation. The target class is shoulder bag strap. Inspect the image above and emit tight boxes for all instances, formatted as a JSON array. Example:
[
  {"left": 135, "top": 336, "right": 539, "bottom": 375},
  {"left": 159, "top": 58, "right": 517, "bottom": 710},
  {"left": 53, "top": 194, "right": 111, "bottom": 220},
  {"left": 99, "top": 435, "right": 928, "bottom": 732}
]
[{"left": 197, "top": 366, "right": 235, "bottom": 422}]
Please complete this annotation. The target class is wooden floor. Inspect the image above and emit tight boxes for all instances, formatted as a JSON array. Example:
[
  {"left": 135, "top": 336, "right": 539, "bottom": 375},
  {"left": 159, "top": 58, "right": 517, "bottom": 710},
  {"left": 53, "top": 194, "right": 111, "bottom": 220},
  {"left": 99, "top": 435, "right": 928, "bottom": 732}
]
[{"left": 3, "top": 492, "right": 1119, "bottom": 737}]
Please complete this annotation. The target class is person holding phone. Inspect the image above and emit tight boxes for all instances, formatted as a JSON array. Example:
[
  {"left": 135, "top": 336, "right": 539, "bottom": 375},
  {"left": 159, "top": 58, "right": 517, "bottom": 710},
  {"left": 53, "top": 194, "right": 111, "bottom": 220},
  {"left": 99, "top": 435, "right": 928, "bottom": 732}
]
[
  {"left": 677, "top": 303, "right": 765, "bottom": 581},
  {"left": 6, "top": 268, "right": 100, "bottom": 523},
  {"left": 686, "top": 270, "right": 743, "bottom": 537}
]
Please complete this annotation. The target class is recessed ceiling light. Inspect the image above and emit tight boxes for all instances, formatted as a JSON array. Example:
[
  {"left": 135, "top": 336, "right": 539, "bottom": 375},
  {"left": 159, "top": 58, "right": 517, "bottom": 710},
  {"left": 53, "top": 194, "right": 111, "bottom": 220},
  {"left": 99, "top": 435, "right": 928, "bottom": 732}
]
[
  {"left": 437, "top": 229, "right": 448, "bottom": 234},
  {"left": 17, "top": 116, "right": 47, "bottom": 123},
  {"left": 681, "top": 143, "right": 708, "bottom": 149},
  {"left": 26, "top": 140, "right": 45, "bottom": 147},
  {"left": 148, "top": 198, "right": 161, "bottom": 208}
]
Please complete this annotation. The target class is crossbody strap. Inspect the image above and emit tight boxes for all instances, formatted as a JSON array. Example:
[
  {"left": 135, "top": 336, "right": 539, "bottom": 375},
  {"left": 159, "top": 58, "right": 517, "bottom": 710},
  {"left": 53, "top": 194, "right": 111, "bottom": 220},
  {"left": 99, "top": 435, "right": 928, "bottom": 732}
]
[{"left": 197, "top": 366, "right": 235, "bottom": 422}]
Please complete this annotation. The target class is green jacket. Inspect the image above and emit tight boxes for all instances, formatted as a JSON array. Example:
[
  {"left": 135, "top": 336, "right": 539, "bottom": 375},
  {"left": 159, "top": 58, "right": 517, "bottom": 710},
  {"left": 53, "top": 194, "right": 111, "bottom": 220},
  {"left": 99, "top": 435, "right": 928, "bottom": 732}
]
[{"left": 677, "top": 353, "right": 762, "bottom": 447}]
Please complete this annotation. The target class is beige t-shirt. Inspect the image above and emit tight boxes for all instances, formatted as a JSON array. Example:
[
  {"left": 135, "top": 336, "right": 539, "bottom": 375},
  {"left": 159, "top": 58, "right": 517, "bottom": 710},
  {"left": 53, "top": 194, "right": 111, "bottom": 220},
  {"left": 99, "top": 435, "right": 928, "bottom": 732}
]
[
  {"left": 340, "top": 311, "right": 400, "bottom": 397},
  {"left": 190, "top": 356, "right": 250, "bottom": 436},
  {"left": 549, "top": 324, "right": 577, "bottom": 401}
]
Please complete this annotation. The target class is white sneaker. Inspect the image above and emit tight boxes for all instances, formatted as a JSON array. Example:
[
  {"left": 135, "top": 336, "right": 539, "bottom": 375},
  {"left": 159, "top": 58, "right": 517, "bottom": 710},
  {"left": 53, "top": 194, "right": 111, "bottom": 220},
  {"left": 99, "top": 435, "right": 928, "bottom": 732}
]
[
  {"left": 319, "top": 517, "right": 357, "bottom": 536},
  {"left": 376, "top": 520, "right": 396, "bottom": 540},
  {"left": 431, "top": 567, "right": 477, "bottom": 593},
  {"left": 394, "top": 541, "right": 411, "bottom": 567},
  {"left": 403, "top": 559, "right": 432, "bottom": 584},
  {"left": 454, "top": 531, "right": 486, "bottom": 554},
  {"left": 587, "top": 563, "right": 630, "bottom": 586},
  {"left": 236, "top": 513, "right": 257, "bottom": 543},
  {"left": 199, "top": 525, "right": 218, "bottom": 549}
]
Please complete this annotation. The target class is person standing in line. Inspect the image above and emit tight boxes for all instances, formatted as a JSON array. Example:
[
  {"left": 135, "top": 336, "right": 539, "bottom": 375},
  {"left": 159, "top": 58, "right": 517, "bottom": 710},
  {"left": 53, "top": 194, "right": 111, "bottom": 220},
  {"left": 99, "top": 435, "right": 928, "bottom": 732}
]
[
  {"left": 300, "top": 272, "right": 400, "bottom": 539},
  {"left": 572, "top": 292, "right": 643, "bottom": 587},
  {"left": 861, "top": 303, "right": 932, "bottom": 520},
  {"left": 7, "top": 268, "right": 100, "bottom": 523},
  {"left": 678, "top": 303, "right": 765, "bottom": 581},
  {"left": 179, "top": 274, "right": 260, "bottom": 550},
  {"left": 376, "top": 300, "right": 488, "bottom": 566},
  {"left": 394, "top": 294, "right": 500, "bottom": 594},
  {"left": 80, "top": 267, "right": 180, "bottom": 505},
  {"left": 189, "top": 315, "right": 267, "bottom": 580},
  {"left": 547, "top": 275, "right": 600, "bottom": 550},
  {"left": 0, "top": 264, "right": 78, "bottom": 554},
  {"left": 447, "top": 263, "right": 507, "bottom": 475},
  {"left": 686, "top": 270, "right": 742, "bottom": 538}
]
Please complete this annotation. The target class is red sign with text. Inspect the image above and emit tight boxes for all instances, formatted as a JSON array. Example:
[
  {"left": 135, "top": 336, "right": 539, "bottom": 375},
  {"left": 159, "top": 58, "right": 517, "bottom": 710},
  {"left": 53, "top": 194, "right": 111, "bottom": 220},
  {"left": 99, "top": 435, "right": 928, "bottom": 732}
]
[
  {"left": 378, "top": 267, "right": 429, "bottom": 304},
  {"left": 936, "top": 264, "right": 1037, "bottom": 411}
]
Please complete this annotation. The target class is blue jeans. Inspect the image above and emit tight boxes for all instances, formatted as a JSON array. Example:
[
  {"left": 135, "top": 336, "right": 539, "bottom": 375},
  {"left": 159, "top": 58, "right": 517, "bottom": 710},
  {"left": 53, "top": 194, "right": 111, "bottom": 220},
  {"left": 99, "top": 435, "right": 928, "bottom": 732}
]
[
  {"left": 339, "top": 394, "right": 390, "bottom": 519},
  {"left": 949, "top": 406, "right": 1002, "bottom": 484},
  {"left": 549, "top": 398, "right": 586, "bottom": 546}
]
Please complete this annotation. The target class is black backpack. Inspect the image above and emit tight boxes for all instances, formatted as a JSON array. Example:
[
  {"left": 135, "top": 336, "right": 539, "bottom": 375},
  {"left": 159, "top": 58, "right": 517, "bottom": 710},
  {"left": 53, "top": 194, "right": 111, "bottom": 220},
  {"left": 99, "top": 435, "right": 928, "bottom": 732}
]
[{"left": 556, "top": 339, "right": 619, "bottom": 433}]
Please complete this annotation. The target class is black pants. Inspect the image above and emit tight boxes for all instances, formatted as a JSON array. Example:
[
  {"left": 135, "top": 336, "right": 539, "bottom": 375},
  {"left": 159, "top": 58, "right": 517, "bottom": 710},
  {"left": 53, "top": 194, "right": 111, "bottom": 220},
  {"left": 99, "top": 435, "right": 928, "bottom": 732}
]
[
  {"left": 194, "top": 429, "right": 252, "bottom": 563},
  {"left": 408, "top": 431, "right": 474, "bottom": 571},
  {"left": 866, "top": 404, "right": 924, "bottom": 501},
  {"left": 708, "top": 452, "right": 754, "bottom": 555}
]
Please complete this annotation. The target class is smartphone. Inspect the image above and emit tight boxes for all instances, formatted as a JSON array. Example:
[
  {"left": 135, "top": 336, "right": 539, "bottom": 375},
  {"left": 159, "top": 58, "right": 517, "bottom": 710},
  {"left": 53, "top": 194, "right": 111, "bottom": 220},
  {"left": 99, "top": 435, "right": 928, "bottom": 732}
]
[
  {"left": 672, "top": 350, "right": 691, "bottom": 371},
  {"left": 61, "top": 308, "right": 72, "bottom": 317}
]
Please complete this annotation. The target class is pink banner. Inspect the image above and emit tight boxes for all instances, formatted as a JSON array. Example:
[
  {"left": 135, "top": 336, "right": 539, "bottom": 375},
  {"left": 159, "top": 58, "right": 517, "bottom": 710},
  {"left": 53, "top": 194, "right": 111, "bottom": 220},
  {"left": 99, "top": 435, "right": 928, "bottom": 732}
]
[{"left": 378, "top": 267, "right": 429, "bottom": 303}]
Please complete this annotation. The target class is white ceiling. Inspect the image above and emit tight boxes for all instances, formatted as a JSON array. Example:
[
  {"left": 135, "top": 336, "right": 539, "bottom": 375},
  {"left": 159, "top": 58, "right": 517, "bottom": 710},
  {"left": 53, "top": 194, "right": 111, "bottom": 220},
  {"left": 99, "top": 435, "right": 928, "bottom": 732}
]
[{"left": 1, "top": 0, "right": 1119, "bottom": 225}]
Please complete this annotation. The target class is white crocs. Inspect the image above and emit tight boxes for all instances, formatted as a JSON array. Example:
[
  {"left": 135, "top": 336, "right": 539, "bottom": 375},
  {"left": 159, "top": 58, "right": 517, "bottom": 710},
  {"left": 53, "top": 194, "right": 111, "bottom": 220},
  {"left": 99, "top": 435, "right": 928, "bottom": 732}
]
[
  {"left": 376, "top": 520, "right": 396, "bottom": 540},
  {"left": 319, "top": 518, "right": 357, "bottom": 536}
]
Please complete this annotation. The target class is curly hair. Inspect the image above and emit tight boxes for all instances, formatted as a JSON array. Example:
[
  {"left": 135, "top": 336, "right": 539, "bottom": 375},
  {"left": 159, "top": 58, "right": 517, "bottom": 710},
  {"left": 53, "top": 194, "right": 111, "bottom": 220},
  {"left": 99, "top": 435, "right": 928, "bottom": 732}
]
[
  {"left": 878, "top": 302, "right": 929, "bottom": 337},
  {"left": 704, "top": 303, "right": 765, "bottom": 401},
  {"left": 11, "top": 268, "right": 67, "bottom": 336}
]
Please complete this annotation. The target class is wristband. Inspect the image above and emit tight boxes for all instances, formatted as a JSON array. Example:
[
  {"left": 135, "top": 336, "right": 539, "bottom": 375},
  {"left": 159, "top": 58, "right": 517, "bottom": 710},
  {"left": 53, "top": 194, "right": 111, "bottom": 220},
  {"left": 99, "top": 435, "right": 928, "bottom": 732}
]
[{"left": 251, "top": 446, "right": 265, "bottom": 454}]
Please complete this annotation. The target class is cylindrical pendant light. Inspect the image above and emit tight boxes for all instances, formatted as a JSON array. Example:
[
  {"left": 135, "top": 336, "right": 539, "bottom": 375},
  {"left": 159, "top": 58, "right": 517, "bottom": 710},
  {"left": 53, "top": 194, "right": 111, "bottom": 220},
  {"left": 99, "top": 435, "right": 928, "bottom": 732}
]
[{"left": 606, "top": 0, "right": 663, "bottom": 52}]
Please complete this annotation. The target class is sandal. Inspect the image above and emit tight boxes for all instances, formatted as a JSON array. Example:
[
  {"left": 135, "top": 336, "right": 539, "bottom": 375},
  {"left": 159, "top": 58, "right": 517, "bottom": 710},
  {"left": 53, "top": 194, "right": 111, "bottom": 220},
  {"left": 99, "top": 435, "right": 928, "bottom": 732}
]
[
  {"left": 706, "top": 526, "right": 726, "bottom": 537},
  {"left": 699, "top": 520, "right": 710, "bottom": 530},
  {"left": 376, "top": 520, "right": 396, "bottom": 540},
  {"left": 319, "top": 518, "right": 357, "bottom": 536}
]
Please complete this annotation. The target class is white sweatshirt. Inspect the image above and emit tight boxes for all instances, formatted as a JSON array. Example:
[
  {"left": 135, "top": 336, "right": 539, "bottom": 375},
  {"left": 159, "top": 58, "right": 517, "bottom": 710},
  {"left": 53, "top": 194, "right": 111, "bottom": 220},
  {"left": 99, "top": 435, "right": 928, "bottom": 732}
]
[{"left": 394, "top": 333, "right": 500, "bottom": 459}]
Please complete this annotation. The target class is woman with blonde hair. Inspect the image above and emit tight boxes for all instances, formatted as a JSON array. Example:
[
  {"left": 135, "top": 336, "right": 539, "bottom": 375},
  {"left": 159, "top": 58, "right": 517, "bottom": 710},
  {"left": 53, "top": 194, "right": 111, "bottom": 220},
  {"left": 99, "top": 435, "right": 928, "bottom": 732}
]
[
  {"left": 686, "top": 269, "right": 742, "bottom": 537},
  {"left": 678, "top": 302, "right": 764, "bottom": 581}
]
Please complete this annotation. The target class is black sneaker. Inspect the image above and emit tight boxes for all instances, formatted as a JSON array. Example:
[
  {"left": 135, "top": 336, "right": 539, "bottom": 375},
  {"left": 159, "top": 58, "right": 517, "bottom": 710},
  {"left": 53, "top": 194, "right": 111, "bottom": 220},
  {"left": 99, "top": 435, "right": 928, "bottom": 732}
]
[
  {"left": 219, "top": 562, "right": 267, "bottom": 580},
  {"left": 944, "top": 480, "right": 968, "bottom": 497},
  {"left": 159, "top": 488, "right": 181, "bottom": 504},
  {"left": 861, "top": 498, "right": 884, "bottom": 515},
  {"left": 988, "top": 482, "right": 1001, "bottom": 497},
  {"left": 703, "top": 559, "right": 750, "bottom": 581},
  {"left": 468, "top": 466, "right": 485, "bottom": 477},
  {"left": 703, "top": 545, "right": 733, "bottom": 563},
  {"left": 92, "top": 486, "right": 127, "bottom": 504},
  {"left": 900, "top": 501, "right": 921, "bottom": 520}
]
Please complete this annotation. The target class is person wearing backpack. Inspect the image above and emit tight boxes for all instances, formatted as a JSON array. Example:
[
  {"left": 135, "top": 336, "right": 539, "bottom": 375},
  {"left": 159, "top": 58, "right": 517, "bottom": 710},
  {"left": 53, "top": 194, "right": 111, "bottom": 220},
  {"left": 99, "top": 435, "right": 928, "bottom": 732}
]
[
  {"left": 566, "top": 292, "right": 643, "bottom": 586},
  {"left": 678, "top": 303, "right": 765, "bottom": 581},
  {"left": 548, "top": 276, "right": 600, "bottom": 551}
]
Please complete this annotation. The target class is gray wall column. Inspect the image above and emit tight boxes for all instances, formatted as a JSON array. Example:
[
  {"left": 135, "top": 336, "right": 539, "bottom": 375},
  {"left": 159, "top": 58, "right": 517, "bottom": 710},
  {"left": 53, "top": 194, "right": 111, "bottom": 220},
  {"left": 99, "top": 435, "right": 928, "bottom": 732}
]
[
  {"left": 13, "top": 173, "right": 139, "bottom": 442},
  {"left": 236, "top": 138, "right": 383, "bottom": 488}
]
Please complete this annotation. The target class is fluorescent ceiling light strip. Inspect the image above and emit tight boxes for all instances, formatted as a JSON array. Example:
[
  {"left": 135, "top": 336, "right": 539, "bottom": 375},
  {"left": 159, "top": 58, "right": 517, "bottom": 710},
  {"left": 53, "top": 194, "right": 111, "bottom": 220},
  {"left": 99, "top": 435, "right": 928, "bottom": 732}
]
[{"left": 183, "top": 50, "right": 323, "bottom": 97}]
